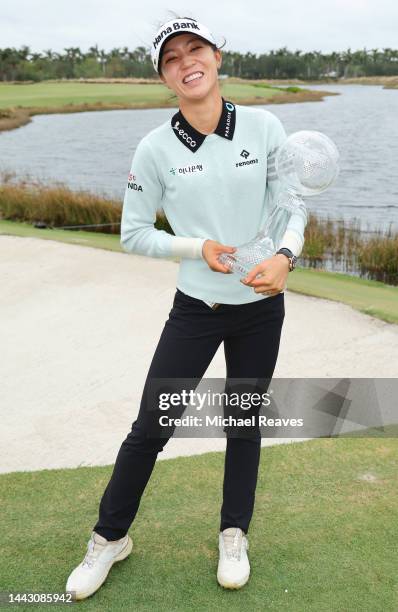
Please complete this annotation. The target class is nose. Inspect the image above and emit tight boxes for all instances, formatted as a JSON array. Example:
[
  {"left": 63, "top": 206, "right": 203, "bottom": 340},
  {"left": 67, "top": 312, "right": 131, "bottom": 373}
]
[{"left": 180, "top": 51, "right": 196, "bottom": 71}]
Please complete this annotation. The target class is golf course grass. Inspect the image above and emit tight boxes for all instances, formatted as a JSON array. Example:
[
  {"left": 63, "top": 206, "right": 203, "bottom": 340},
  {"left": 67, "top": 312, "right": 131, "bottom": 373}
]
[
  {"left": 0, "top": 81, "right": 177, "bottom": 109},
  {"left": 1, "top": 434, "right": 397, "bottom": 611},
  {"left": 0, "top": 79, "right": 336, "bottom": 133},
  {"left": 1, "top": 219, "right": 397, "bottom": 325},
  {"left": 0, "top": 80, "right": 329, "bottom": 109}
]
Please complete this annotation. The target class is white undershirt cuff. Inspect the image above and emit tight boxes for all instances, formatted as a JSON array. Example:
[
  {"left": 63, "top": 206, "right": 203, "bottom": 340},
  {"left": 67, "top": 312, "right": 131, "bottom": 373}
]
[
  {"left": 170, "top": 236, "right": 207, "bottom": 259},
  {"left": 279, "top": 229, "right": 304, "bottom": 257}
]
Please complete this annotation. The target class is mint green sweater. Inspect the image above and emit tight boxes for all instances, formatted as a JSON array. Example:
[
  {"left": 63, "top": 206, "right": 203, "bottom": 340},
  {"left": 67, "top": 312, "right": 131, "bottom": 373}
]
[{"left": 121, "top": 98, "right": 307, "bottom": 305}]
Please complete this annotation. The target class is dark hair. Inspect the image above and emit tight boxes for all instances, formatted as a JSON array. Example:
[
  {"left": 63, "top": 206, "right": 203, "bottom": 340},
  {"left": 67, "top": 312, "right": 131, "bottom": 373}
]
[{"left": 154, "top": 13, "right": 226, "bottom": 76}]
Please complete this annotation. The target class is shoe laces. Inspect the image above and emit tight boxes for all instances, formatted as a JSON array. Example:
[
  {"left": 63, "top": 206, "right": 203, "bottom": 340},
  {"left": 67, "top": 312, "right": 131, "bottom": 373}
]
[
  {"left": 82, "top": 535, "right": 103, "bottom": 568},
  {"left": 222, "top": 528, "right": 248, "bottom": 561}
]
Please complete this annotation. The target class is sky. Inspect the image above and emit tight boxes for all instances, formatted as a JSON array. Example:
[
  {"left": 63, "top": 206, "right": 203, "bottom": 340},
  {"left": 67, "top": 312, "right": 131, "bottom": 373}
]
[{"left": 1, "top": 0, "right": 397, "bottom": 56}]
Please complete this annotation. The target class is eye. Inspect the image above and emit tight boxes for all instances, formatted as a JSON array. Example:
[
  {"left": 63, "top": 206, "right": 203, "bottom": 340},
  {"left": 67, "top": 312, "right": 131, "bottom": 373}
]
[{"left": 164, "top": 45, "right": 202, "bottom": 64}]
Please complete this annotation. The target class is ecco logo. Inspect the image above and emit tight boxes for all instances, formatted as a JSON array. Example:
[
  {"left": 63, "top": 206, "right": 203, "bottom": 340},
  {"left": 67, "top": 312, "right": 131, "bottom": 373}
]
[{"left": 173, "top": 121, "right": 196, "bottom": 148}]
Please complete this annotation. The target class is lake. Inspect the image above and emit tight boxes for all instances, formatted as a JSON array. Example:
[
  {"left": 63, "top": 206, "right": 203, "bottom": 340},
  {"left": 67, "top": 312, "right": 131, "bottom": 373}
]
[{"left": 0, "top": 83, "right": 397, "bottom": 233}]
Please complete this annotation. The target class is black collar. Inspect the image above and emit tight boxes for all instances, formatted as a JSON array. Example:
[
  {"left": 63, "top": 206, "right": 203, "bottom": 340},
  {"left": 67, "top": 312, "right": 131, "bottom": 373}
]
[{"left": 170, "top": 97, "right": 236, "bottom": 153}]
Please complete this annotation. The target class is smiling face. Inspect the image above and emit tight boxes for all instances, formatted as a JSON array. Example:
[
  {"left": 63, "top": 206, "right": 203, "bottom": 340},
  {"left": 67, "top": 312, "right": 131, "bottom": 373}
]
[{"left": 159, "top": 33, "right": 222, "bottom": 101}]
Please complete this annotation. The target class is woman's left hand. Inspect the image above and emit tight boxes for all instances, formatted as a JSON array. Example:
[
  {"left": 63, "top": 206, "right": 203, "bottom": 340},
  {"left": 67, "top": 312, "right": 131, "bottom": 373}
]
[{"left": 239, "top": 254, "right": 290, "bottom": 296}]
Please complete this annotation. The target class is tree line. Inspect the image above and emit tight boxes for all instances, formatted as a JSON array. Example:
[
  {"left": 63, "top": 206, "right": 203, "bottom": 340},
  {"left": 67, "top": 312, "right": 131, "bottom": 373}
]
[{"left": 1, "top": 45, "right": 398, "bottom": 82}]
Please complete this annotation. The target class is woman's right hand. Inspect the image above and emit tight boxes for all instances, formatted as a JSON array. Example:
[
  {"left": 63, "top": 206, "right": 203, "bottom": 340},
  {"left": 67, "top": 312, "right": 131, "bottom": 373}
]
[{"left": 202, "top": 239, "right": 237, "bottom": 274}]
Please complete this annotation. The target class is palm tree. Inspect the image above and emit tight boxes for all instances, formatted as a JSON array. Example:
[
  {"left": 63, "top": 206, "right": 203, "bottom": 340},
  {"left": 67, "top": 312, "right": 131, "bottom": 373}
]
[
  {"left": 98, "top": 49, "right": 107, "bottom": 76},
  {"left": 0, "top": 47, "right": 21, "bottom": 81},
  {"left": 88, "top": 45, "right": 100, "bottom": 59}
]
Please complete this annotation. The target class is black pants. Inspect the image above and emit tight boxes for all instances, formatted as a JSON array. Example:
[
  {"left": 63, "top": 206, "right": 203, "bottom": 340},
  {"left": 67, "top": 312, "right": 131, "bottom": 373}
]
[{"left": 93, "top": 288, "right": 285, "bottom": 540}]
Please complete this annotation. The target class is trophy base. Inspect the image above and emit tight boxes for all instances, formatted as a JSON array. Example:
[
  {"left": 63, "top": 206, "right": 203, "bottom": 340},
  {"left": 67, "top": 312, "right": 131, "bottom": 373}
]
[{"left": 219, "top": 234, "right": 276, "bottom": 277}]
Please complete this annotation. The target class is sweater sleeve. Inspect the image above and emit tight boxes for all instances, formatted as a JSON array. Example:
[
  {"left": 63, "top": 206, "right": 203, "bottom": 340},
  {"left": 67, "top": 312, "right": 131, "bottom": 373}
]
[
  {"left": 264, "top": 111, "right": 308, "bottom": 257},
  {"left": 120, "top": 137, "right": 207, "bottom": 259}
]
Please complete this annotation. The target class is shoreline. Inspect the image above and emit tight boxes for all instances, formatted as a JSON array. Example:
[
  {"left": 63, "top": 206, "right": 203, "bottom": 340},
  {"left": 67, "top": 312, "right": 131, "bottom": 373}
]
[
  {"left": 0, "top": 79, "right": 337, "bottom": 133},
  {"left": 2, "top": 73, "right": 397, "bottom": 135},
  {"left": 3, "top": 75, "right": 398, "bottom": 85}
]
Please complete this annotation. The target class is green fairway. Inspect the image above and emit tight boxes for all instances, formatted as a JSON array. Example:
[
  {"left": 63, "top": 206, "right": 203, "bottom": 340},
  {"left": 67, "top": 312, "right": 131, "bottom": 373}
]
[
  {"left": 0, "top": 219, "right": 122, "bottom": 252},
  {"left": 220, "top": 82, "right": 288, "bottom": 99},
  {"left": 287, "top": 268, "right": 398, "bottom": 324},
  {"left": 1, "top": 219, "right": 397, "bottom": 325},
  {"left": 0, "top": 82, "right": 173, "bottom": 108},
  {"left": 1, "top": 435, "right": 397, "bottom": 611},
  {"left": 0, "top": 81, "right": 284, "bottom": 110}
]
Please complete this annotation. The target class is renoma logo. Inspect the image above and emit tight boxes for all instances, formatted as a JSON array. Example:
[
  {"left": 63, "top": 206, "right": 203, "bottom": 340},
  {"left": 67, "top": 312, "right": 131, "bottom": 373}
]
[
  {"left": 224, "top": 102, "right": 235, "bottom": 138},
  {"left": 127, "top": 172, "right": 143, "bottom": 191},
  {"left": 236, "top": 148, "right": 259, "bottom": 168},
  {"left": 173, "top": 121, "right": 197, "bottom": 148}
]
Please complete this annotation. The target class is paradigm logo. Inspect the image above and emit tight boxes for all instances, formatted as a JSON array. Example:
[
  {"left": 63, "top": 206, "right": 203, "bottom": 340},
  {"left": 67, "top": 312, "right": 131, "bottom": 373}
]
[
  {"left": 173, "top": 121, "right": 197, "bottom": 148},
  {"left": 127, "top": 172, "right": 143, "bottom": 191},
  {"left": 224, "top": 102, "right": 235, "bottom": 138}
]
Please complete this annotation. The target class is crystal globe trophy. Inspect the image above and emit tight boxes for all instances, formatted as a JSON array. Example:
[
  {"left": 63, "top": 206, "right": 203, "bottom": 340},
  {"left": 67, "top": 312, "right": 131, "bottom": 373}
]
[{"left": 218, "top": 130, "right": 340, "bottom": 277}]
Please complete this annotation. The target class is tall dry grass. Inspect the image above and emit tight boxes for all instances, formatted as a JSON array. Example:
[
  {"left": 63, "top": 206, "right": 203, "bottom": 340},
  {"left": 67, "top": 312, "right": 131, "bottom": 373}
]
[
  {"left": 301, "top": 213, "right": 397, "bottom": 284},
  {"left": 0, "top": 173, "right": 173, "bottom": 234},
  {"left": 356, "top": 235, "right": 398, "bottom": 285},
  {"left": 0, "top": 180, "right": 121, "bottom": 233},
  {"left": 301, "top": 214, "right": 363, "bottom": 262},
  {"left": 0, "top": 177, "right": 396, "bottom": 284}
]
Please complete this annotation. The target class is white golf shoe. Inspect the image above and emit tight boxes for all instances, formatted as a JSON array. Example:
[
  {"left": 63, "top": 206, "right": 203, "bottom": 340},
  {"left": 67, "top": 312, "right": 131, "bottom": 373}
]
[
  {"left": 217, "top": 527, "right": 250, "bottom": 589},
  {"left": 66, "top": 531, "right": 133, "bottom": 600}
]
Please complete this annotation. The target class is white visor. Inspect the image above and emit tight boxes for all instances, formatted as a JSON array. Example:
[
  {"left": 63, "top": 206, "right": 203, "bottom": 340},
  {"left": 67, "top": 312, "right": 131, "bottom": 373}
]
[{"left": 151, "top": 18, "right": 217, "bottom": 73}]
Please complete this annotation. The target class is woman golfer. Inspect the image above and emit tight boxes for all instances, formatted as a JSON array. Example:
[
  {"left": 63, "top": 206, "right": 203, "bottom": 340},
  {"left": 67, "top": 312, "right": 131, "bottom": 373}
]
[{"left": 66, "top": 16, "right": 307, "bottom": 599}]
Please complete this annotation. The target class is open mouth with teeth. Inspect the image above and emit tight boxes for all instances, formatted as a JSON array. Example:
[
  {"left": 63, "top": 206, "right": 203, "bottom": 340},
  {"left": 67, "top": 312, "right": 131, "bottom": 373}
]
[{"left": 182, "top": 71, "right": 204, "bottom": 85}]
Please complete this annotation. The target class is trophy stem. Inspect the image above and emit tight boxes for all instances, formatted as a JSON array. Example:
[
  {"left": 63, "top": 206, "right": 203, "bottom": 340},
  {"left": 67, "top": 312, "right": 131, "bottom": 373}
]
[{"left": 218, "top": 130, "right": 339, "bottom": 280}]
